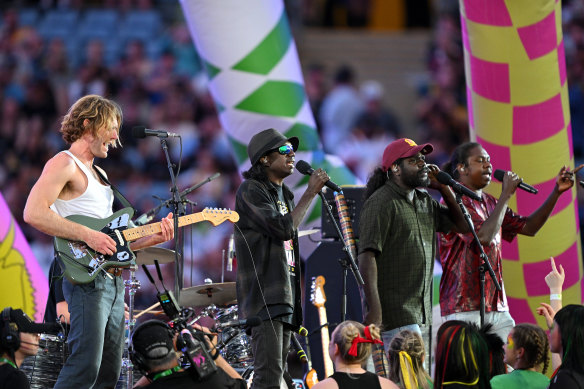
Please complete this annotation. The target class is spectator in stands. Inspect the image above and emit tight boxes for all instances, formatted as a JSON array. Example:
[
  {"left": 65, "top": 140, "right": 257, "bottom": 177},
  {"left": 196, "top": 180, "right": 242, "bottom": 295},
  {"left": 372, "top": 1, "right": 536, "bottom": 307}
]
[{"left": 319, "top": 64, "right": 364, "bottom": 153}]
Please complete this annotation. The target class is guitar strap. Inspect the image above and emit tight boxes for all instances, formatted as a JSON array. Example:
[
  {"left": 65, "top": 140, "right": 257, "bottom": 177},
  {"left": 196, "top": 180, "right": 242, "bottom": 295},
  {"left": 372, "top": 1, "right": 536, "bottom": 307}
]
[{"left": 94, "top": 166, "right": 137, "bottom": 215}]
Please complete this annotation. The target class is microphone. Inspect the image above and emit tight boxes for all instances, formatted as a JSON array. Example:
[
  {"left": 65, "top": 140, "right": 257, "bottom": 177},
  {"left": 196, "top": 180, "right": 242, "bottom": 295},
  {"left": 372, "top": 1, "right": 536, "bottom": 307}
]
[
  {"left": 436, "top": 171, "right": 482, "bottom": 202},
  {"left": 226, "top": 234, "right": 235, "bottom": 272},
  {"left": 580, "top": 180, "right": 584, "bottom": 188},
  {"left": 493, "top": 169, "right": 538, "bottom": 194},
  {"left": 20, "top": 340, "right": 41, "bottom": 347},
  {"left": 296, "top": 326, "right": 308, "bottom": 336},
  {"left": 291, "top": 334, "right": 308, "bottom": 363},
  {"left": 296, "top": 160, "right": 343, "bottom": 193},
  {"left": 215, "top": 316, "right": 262, "bottom": 330},
  {"left": 132, "top": 126, "right": 179, "bottom": 138}
]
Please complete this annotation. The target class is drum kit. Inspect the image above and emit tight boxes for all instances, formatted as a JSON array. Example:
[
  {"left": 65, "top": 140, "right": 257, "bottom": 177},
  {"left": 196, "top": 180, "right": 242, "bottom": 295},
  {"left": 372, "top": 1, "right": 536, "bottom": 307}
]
[{"left": 20, "top": 246, "right": 253, "bottom": 389}]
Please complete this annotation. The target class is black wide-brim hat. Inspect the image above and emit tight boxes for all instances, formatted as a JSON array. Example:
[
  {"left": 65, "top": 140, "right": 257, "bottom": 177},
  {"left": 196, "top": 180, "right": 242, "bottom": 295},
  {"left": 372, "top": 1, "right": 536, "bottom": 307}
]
[{"left": 248, "top": 128, "right": 299, "bottom": 165}]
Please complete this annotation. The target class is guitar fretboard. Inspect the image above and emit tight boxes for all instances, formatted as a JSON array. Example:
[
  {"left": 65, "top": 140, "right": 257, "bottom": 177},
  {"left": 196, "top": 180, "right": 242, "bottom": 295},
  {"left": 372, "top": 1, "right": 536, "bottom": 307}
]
[
  {"left": 318, "top": 307, "right": 334, "bottom": 378},
  {"left": 123, "top": 213, "right": 206, "bottom": 241}
]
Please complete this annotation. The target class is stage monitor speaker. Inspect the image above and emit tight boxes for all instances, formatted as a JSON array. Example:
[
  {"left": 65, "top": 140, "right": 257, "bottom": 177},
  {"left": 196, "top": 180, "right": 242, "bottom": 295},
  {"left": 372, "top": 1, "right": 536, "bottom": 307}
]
[
  {"left": 303, "top": 240, "right": 363, "bottom": 379},
  {"left": 320, "top": 186, "right": 365, "bottom": 239}
]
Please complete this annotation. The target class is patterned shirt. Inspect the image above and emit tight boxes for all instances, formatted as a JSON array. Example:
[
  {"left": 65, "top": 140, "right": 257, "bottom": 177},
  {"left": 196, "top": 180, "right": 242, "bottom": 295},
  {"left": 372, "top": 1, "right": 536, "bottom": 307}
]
[
  {"left": 438, "top": 192, "right": 526, "bottom": 316},
  {"left": 358, "top": 180, "right": 455, "bottom": 330}
]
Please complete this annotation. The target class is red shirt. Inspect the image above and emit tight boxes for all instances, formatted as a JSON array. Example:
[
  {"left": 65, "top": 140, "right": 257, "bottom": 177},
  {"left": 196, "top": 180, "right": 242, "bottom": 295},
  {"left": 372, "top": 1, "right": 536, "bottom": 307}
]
[{"left": 438, "top": 192, "right": 527, "bottom": 316}]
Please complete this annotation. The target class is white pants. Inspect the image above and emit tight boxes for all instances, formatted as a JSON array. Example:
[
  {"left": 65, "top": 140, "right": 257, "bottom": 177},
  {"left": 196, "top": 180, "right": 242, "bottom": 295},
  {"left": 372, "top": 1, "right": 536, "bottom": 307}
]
[{"left": 442, "top": 310, "right": 515, "bottom": 342}]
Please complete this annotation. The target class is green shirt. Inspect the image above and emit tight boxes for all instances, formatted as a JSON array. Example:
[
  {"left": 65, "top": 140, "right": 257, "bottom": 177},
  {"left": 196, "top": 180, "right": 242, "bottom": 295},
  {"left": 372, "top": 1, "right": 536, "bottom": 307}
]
[
  {"left": 490, "top": 369, "right": 550, "bottom": 389},
  {"left": 358, "top": 180, "right": 454, "bottom": 329}
]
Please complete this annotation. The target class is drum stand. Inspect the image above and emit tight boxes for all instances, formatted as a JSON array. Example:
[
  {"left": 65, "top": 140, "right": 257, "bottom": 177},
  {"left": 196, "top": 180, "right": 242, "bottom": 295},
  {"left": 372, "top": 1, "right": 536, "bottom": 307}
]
[{"left": 122, "top": 264, "right": 141, "bottom": 389}]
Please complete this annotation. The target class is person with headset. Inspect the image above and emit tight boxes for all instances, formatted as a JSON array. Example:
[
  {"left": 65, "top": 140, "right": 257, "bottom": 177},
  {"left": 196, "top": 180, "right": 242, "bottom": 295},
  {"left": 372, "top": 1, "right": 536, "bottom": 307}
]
[
  {"left": 0, "top": 307, "right": 60, "bottom": 389},
  {"left": 234, "top": 128, "right": 329, "bottom": 388},
  {"left": 130, "top": 319, "right": 246, "bottom": 388}
]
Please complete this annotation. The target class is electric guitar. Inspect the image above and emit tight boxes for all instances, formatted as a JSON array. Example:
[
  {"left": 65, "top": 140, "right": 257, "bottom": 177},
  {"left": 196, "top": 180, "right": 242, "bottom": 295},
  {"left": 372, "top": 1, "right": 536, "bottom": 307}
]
[
  {"left": 54, "top": 207, "right": 239, "bottom": 284},
  {"left": 303, "top": 338, "right": 318, "bottom": 388},
  {"left": 310, "top": 276, "right": 334, "bottom": 378}
]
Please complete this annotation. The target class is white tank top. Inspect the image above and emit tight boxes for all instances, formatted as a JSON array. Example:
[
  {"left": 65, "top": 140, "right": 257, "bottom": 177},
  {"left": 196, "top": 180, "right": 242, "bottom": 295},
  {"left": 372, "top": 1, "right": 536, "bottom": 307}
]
[{"left": 50, "top": 150, "right": 114, "bottom": 219}]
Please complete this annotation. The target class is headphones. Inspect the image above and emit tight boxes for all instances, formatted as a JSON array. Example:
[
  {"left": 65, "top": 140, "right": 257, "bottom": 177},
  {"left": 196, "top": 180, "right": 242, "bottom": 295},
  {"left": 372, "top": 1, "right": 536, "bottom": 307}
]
[
  {"left": 1, "top": 307, "right": 20, "bottom": 351},
  {"left": 129, "top": 320, "right": 176, "bottom": 374}
]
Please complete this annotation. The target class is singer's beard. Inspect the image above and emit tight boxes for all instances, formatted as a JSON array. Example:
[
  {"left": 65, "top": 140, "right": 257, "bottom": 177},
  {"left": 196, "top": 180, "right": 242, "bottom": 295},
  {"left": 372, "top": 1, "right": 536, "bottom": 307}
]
[{"left": 403, "top": 168, "right": 430, "bottom": 188}]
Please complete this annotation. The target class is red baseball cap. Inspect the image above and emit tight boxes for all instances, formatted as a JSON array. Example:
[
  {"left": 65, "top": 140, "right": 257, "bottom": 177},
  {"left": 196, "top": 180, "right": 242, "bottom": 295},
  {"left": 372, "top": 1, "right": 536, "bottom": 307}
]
[{"left": 381, "top": 138, "right": 433, "bottom": 171}]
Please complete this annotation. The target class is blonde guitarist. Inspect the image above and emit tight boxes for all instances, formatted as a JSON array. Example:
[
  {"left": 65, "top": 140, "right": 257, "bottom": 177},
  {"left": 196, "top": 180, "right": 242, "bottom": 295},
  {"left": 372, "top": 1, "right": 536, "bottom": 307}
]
[
  {"left": 311, "top": 320, "right": 398, "bottom": 389},
  {"left": 23, "top": 95, "right": 175, "bottom": 389}
]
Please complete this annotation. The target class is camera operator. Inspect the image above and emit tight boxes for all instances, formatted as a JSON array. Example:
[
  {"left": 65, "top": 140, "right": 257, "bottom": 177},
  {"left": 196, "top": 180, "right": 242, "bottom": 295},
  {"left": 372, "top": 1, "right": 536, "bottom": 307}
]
[
  {"left": 130, "top": 319, "right": 246, "bottom": 388},
  {"left": 1, "top": 307, "right": 62, "bottom": 389}
]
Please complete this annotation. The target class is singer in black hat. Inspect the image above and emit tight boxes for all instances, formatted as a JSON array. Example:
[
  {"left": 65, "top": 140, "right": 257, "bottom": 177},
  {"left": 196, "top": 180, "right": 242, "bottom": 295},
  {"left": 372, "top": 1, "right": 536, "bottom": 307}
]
[
  {"left": 0, "top": 307, "right": 50, "bottom": 389},
  {"left": 234, "top": 128, "right": 330, "bottom": 388}
]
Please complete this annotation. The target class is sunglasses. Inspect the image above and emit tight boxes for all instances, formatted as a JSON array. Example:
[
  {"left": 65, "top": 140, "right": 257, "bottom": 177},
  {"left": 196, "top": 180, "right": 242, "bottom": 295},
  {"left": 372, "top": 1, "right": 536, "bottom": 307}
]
[{"left": 275, "top": 144, "right": 294, "bottom": 155}]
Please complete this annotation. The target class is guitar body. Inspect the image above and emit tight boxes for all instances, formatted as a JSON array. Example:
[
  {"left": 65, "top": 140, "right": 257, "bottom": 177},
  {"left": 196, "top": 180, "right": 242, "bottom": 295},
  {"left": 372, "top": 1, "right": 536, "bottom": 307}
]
[
  {"left": 304, "top": 368, "right": 318, "bottom": 388},
  {"left": 54, "top": 208, "right": 135, "bottom": 284},
  {"left": 54, "top": 207, "right": 240, "bottom": 284}
]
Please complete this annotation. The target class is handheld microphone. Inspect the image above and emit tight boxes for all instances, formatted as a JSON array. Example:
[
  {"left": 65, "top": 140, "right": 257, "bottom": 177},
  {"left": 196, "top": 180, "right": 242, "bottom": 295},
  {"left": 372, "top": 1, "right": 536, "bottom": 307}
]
[
  {"left": 580, "top": 180, "right": 584, "bottom": 188},
  {"left": 291, "top": 334, "right": 308, "bottom": 363},
  {"left": 493, "top": 169, "right": 538, "bottom": 194},
  {"left": 132, "top": 126, "right": 179, "bottom": 138},
  {"left": 226, "top": 234, "right": 235, "bottom": 272},
  {"left": 436, "top": 171, "right": 482, "bottom": 202},
  {"left": 215, "top": 316, "right": 262, "bottom": 330},
  {"left": 296, "top": 160, "right": 343, "bottom": 193}
]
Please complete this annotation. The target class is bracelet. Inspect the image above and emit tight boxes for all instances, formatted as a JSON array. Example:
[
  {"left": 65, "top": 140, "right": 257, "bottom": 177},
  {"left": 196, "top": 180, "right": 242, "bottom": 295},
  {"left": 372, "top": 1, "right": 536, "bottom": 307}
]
[
  {"left": 211, "top": 350, "right": 220, "bottom": 360},
  {"left": 550, "top": 293, "right": 562, "bottom": 301}
]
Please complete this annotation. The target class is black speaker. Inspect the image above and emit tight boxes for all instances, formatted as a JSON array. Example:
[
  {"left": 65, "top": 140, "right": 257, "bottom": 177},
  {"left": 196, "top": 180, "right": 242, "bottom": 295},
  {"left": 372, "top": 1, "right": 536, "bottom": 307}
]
[
  {"left": 303, "top": 241, "right": 363, "bottom": 379},
  {"left": 320, "top": 186, "right": 365, "bottom": 239}
]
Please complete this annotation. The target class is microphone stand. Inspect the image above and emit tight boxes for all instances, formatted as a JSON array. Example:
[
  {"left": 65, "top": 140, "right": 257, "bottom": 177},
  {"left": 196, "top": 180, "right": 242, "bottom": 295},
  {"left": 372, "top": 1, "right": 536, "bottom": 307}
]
[
  {"left": 318, "top": 191, "right": 364, "bottom": 322},
  {"left": 134, "top": 173, "right": 221, "bottom": 225},
  {"left": 454, "top": 193, "right": 501, "bottom": 326},
  {"left": 159, "top": 138, "right": 186, "bottom": 299}
]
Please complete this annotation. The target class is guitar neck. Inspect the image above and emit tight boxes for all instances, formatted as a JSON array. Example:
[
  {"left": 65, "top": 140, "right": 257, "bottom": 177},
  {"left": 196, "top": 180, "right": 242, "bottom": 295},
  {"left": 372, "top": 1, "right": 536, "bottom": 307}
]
[
  {"left": 334, "top": 194, "right": 358, "bottom": 259},
  {"left": 123, "top": 213, "right": 205, "bottom": 242},
  {"left": 317, "top": 307, "right": 334, "bottom": 378},
  {"left": 371, "top": 344, "right": 389, "bottom": 378}
]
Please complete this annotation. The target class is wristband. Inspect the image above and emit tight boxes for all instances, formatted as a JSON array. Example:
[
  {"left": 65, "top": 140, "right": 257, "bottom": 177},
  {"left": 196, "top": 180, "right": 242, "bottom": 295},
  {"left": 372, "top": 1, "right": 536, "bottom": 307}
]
[
  {"left": 211, "top": 350, "right": 220, "bottom": 360},
  {"left": 550, "top": 293, "right": 562, "bottom": 301}
]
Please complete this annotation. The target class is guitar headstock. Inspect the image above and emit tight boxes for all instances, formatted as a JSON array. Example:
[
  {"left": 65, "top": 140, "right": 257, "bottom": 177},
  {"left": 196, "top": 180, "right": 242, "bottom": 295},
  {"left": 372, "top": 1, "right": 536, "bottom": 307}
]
[
  {"left": 310, "top": 275, "right": 326, "bottom": 308},
  {"left": 202, "top": 208, "right": 240, "bottom": 225}
]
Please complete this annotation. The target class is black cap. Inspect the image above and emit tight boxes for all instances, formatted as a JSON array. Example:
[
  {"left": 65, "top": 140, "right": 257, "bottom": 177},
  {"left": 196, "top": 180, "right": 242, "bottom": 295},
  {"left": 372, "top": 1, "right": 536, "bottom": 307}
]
[
  {"left": 247, "top": 128, "right": 299, "bottom": 165},
  {"left": 131, "top": 320, "right": 175, "bottom": 362}
]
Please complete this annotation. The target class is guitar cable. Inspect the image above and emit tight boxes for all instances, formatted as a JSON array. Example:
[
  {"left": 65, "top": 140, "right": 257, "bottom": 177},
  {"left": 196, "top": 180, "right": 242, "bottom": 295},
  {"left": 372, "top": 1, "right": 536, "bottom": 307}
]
[{"left": 233, "top": 224, "right": 281, "bottom": 345}]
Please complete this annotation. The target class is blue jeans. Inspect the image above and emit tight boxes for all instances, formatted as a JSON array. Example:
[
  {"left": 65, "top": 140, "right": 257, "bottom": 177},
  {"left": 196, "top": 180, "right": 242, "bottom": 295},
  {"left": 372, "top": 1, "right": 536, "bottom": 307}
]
[
  {"left": 55, "top": 274, "right": 125, "bottom": 389},
  {"left": 250, "top": 320, "right": 291, "bottom": 389}
]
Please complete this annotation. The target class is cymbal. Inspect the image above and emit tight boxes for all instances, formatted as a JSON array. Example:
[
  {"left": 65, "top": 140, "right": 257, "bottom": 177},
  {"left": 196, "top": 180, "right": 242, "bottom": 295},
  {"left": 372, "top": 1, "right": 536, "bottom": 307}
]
[
  {"left": 135, "top": 247, "right": 176, "bottom": 266},
  {"left": 179, "top": 282, "right": 236, "bottom": 307},
  {"left": 298, "top": 229, "right": 320, "bottom": 237}
]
